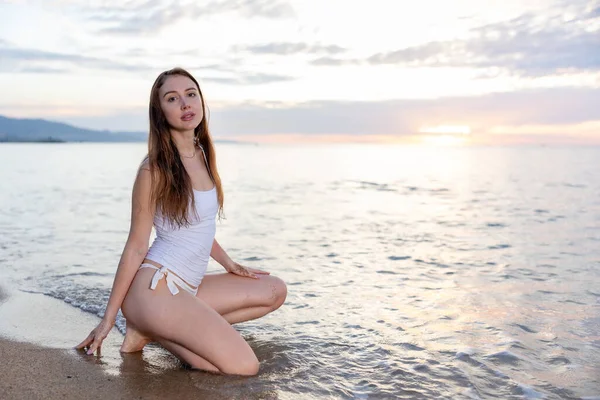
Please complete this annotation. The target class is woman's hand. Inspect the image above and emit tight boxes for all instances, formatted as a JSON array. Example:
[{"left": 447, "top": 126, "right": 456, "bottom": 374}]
[
  {"left": 225, "top": 261, "right": 270, "bottom": 279},
  {"left": 75, "top": 318, "right": 114, "bottom": 355}
]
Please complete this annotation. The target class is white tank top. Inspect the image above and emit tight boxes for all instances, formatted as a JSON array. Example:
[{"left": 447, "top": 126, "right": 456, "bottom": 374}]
[{"left": 145, "top": 146, "right": 218, "bottom": 287}]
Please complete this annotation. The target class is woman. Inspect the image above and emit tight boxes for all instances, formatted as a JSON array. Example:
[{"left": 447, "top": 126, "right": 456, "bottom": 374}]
[{"left": 76, "top": 67, "right": 287, "bottom": 376}]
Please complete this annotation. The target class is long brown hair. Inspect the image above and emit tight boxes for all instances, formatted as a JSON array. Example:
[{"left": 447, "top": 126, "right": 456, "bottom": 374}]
[{"left": 146, "top": 67, "right": 224, "bottom": 227}]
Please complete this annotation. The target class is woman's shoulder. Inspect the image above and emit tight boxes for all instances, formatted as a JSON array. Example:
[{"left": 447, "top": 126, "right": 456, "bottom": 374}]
[
  {"left": 135, "top": 157, "right": 152, "bottom": 186},
  {"left": 139, "top": 156, "right": 150, "bottom": 171}
]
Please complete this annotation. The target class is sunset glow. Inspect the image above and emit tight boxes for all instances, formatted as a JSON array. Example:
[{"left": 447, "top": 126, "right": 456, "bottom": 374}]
[
  {"left": 0, "top": 0, "right": 597, "bottom": 144},
  {"left": 419, "top": 134, "right": 470, "bottom": 146},
  {"left": 419, "top": 125, "right": 472, "bottom": 135}
]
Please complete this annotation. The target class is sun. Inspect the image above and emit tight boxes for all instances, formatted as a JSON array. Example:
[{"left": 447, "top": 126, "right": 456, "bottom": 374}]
[{"left": 418, "top": 125, "right": 471, "bottom": 145}]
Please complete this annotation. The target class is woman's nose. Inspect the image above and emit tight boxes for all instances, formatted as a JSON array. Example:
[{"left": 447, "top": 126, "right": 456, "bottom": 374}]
[{"left": 180, "top": 98, "right": 190, "bottom": 109}]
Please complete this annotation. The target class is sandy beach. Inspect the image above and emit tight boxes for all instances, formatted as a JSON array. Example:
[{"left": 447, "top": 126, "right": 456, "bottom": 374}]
[
  {"left": 0, "top": 338, "right": 128, "bottom": 400},
  {"left": 0, "top": 336, "right": 246, "bottom": 400},
  {"left": 0, "top": 286, "right": 272, "bottom": 400}
]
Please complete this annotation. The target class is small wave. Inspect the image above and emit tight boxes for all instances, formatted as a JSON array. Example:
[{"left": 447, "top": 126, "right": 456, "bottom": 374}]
[
  {"left": 397, "top": 343, "right": 425, "bottom": 351},
  {"left": 412, "top": 363, "right": 429, "bottom": 372},
  {"left": 512, "top": 323, "right": 538, "bottom": 333},
  {"left": 50, "top": 271, "right": 112, "bottom": 279},
  {"left": 296, "top": 320, "right": 320, "bottom": 325},
  {"left": 517, "top": 383, "right": 545, "bottom": 399},
  {"left": 488, "top": 244, "right": 511, "bottom": 250},
  {"left": 548, "top": 356, "right": 571, "bottom": 365},
  {"left": 456, "top": 348, "right": 476, "bottom": 358},
  {"left": 484, "top": 350, "right": 521, "bottom": 365},
  {"left": 413, "top": 259, "right": 450, "bottom": 268},
  {"left": 404, "top": 186, "right": 450, "bottom": 195},
  {"left": 562, "top": 183, "right": 587, "bottom": 188},
  {"left": 351, "top": 180, "right": 396, "bottom": 192},
  {"left": 242, "top": 256, "right": 263, "bottom": 261},
  {"left": 537, "top": 264, "right": 557, "bottom": 269},
  {"left": 389, "top": 255, "right": 411, "bottom": 261},
  {"left": 560, "top": 299, "right": 586, "bottom": 305}
]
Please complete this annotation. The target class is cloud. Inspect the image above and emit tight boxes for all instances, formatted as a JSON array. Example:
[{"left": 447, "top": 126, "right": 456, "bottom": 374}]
[
  {"left": 236, "top": 42, "right": 347, "bottom": 55},
  {"left": 359, "top": 3, "right": 600, "bottom": 76},
  {"left": 204, "top": 72, "right": 294, "bottom": 84},
  {"left": 0, "top": 43, "right": 154, "bottom": 74},
  {"left": 224, "top": 42, "right": 353, "bottom": 66},
  {"left": 233, "top": 0, "right": 295, "bottom": 18},
  {"left": 17, "top": 66, "right": 71, "bottom": 74},
  {"left": 309, "top": 56, "right": 361, "bottom": 66},
  {"left": 204, "top": 87, "right": 600, "bottom": 136},
  {"left": 87, "top": 0, "right": 295, "bottom": 35},
  {"left": 0, "top": 42, "right": 294, "bottom": 82},
  {"left": 6, "top": 87, "right": 599, "bottom": 138}
]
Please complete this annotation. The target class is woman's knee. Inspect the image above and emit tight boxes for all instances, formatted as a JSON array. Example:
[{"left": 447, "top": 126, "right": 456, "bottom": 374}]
[
  {"left": 266, "top": 275, "right": 287, "bottom": 310},
  {"left": 222, "top": 353, "right": 260, "bottom": 376}
]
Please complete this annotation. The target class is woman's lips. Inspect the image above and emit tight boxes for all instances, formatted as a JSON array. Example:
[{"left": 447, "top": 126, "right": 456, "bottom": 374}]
[{"left": 181, "top": 112, "right": 195, "bottom": 121}]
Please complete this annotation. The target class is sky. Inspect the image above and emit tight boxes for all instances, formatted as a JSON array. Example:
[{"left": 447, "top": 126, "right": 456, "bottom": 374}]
[{"left": 0, "top": 0, "right": 599, "bottom": 145}]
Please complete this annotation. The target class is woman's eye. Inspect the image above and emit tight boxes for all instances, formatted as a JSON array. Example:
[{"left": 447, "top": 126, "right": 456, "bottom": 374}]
[
  {"left": 188, "top": 92, "right": 196, "bottom": 97},
  {"left": 167, "top": 96, "right": 177, "bottom": 102}
]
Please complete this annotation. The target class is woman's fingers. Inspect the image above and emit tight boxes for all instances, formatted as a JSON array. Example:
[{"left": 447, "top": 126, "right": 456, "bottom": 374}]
[
  {"left": 235, "top": 267, "right": 258, "bottom": 279},
  {"left": 75, "top": 332, "right": 94, "bottom": 350},
  {"left": 247, "top": 267, "right": 270, "bottom": 275},
  {"left": 240, "top": 269, "right": 258, "bottom": 279},
  {"left": 87, "top": 338, "right": 103, "bottom": 355},
  {"left": 228, "top": 263, "right": 258, "bottom": 279},
  {"left": 76, "top": 325, "right": 110, "bottom": 355}
]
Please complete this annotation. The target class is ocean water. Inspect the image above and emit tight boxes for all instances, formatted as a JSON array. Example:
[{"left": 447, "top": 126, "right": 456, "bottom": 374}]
[{"left": 0, "top": 142, "right": 599, "bottom": 399}]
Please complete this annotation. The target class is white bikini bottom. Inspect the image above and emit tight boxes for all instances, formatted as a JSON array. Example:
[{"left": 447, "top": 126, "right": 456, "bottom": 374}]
[{"left": 139, "top": 263, "right": 199, "bottom": 296}]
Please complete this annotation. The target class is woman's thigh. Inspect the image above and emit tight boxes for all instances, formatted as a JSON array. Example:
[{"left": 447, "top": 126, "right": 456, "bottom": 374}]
[
  {"left": 195, "top": 273, "right": 287, "bottom": 315},
  {"left": 122, "top": 269, "right": 258, "bottom": 375}
]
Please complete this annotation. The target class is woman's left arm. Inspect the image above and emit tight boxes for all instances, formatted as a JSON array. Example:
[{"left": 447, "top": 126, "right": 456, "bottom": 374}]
[
  {"left": 210, "top": 238, "right": 234, "bottom": 270},
  {"left": 210, "top": 238, "right": 270, "bottom": 279}
]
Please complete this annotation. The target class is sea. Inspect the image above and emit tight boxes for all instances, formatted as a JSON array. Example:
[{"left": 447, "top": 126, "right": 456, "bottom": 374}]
[{"left": 0, "top": 142, "right": 599, "bottom": 399}]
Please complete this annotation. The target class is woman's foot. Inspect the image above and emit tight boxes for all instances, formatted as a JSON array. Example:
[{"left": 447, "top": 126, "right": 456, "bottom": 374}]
[{"left": 120, "top": 323, "right": 152, "bottom": 353}]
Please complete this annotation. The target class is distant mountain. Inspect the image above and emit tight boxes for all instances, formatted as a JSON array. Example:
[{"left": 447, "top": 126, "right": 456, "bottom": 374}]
[{"left": 0, "top": 115, "right": 146, "bottom": 142}]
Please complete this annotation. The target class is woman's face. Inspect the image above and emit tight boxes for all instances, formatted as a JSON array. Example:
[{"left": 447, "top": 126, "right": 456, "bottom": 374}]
[{"left": 158, "top": 75, "right": 204, "bottom": 132}]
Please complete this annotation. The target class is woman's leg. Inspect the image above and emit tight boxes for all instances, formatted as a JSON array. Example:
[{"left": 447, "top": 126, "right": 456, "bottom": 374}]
[
  {"left": 120, "top": 320, "right": 153, "bottom": 353},
  {"left": 121, "top": 268, "right": 259, "bottom": 375},
  {"left": 195, "top": 273, "right": 287, "bottom": 324},
  {"left": 121, "top": 271, "right": 287, "bottom": 352}
]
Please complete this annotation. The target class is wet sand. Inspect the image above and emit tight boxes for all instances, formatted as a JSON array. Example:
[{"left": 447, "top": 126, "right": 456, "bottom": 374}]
[
  {"left": 0, "top": 338, "right": 129, "bottom": 400},
  {"left": 0, "top": 286, "right": 267, "bottom": 400}
]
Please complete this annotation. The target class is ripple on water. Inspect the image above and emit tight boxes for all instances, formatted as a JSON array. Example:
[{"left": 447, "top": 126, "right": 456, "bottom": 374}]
[
  {"left": 511, "top": 323, "right": 538, "bottom": 334},
  {"left": 548, "top": 356, "right": 571, "bottom": 365},
  {"left": 484, "top": 350, "right": 522, "bottom": 366},
  {"left": 488, "top": 244, "right": 512, "bottom": 250},
  {"left": 295, "top": 320, "right": 320, "bottom": 325},
  {"left": 396, "top": 342, "right": 426, "bottom": 352},
  {"left": 486, "top": 222, "right": 507, "bottom": 228},
  {"left": 389, "top": 255, "right": 411, "bottom": 261}
]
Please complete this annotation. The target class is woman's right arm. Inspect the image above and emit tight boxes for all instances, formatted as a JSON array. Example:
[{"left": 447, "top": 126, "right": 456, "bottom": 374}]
[{"left": 76, "top": 162, "right": 155, "bottom": 355}]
